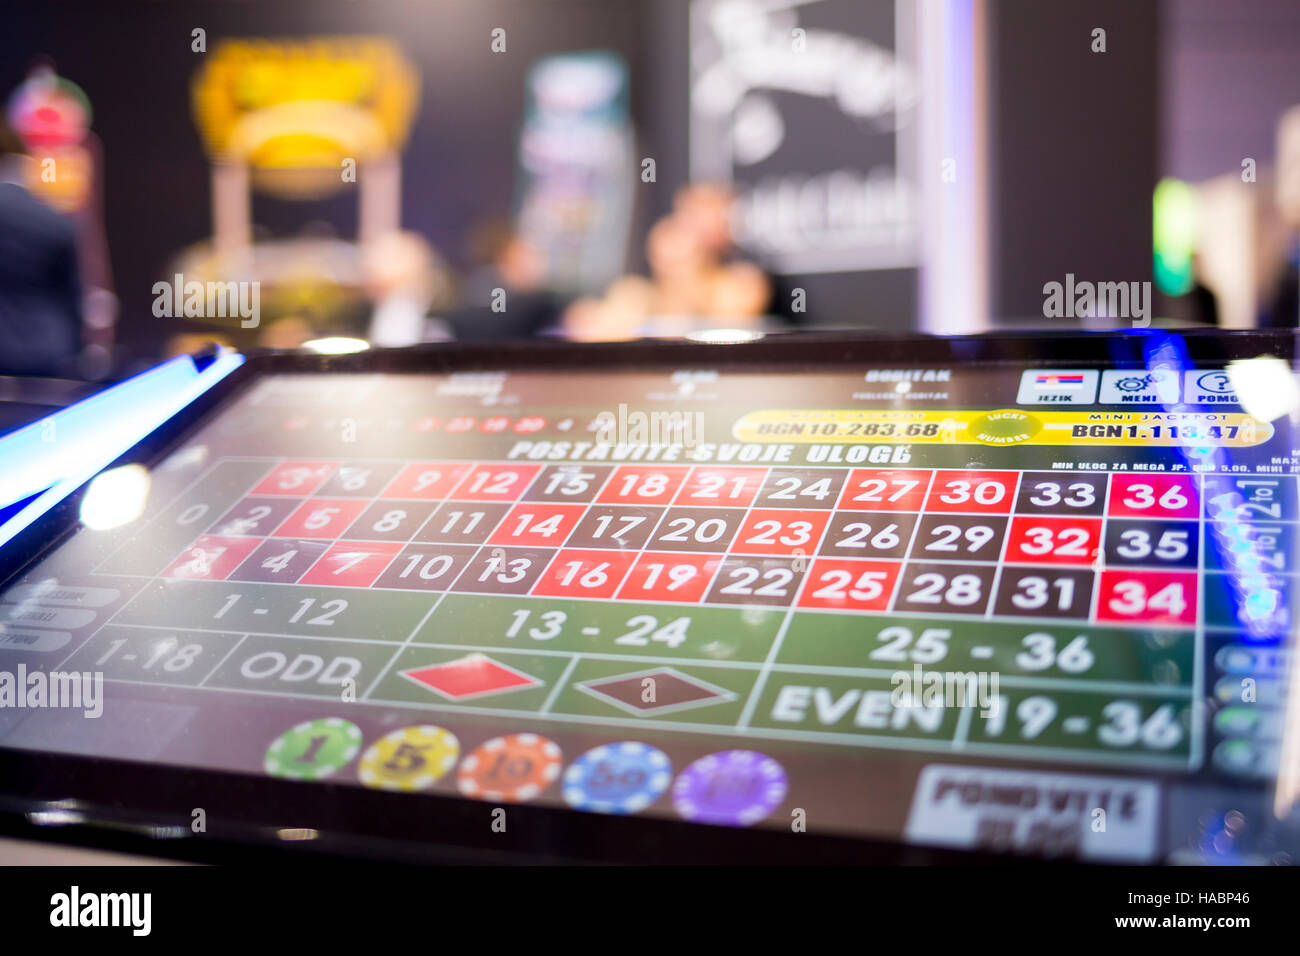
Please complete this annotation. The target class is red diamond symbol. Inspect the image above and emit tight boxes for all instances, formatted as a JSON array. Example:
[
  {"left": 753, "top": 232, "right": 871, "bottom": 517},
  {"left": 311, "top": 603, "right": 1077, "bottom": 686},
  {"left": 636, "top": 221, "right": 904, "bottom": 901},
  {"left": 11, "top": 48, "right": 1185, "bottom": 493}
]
[{"left": 400, "top": 653, "right": 542, "bottom": 701}]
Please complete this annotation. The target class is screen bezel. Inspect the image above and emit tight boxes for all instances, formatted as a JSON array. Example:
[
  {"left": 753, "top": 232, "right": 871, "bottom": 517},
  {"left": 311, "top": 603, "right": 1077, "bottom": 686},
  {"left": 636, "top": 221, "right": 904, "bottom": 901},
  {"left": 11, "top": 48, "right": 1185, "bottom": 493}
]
[{"left": 1, "top": 328, "right": 1294, "bottom": 864}]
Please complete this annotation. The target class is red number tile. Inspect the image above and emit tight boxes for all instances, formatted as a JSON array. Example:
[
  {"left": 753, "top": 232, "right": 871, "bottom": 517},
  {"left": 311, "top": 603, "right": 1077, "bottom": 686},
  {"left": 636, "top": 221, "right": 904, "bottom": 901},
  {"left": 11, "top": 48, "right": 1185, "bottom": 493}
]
[
  {"left": 924, "top": 470, "right": 1019, "bottom": 514},
  {"left": 1096, "top": 569, "right": 1197, "bottom": 626},
  {"left": 163, "top": 535, "right": 262, "bottom": 580},
  {"left": 382, "top": 462, "right": 473, "bottom": 499},
  {"left": 1107, "top": 475, "right": 1199, "bottom": 520},
  {"left": 273, "top": 498, "right": 369, "bottom": 539},
  {"left": 616, "top": 552, "right": 723, "bottom": 603},
  {"left": 837, "top": 469, "right": 932, "bottom": 512},
  {"left": 596, "top": 465, "right": 690, "bottom": 505},
  {"left": 454, "top": 463, "right": 543, "bottom": 501},
  {"left": 487, "top": 503, "right": 588, "bottom": 548},
  {"left": 733, "top": 509, "right": 830, "bottom": 556},
  {"left": 299, "top": 541, "right": 404, "bottom": 587},
  {"left": 1004, "top": 515, "right": 1102, "bottom": 566},
  {"left": 674, "top": 466, "right": 766, "bottom": 507},
  {"left": 531, "top": 549, "right": 638, "bottom": 599},
  {"left": 797, "top": 558, "right": 900, "bottom": 611},
  {"left": 249, "top": 461, "right": 338, "bottom": 496}
]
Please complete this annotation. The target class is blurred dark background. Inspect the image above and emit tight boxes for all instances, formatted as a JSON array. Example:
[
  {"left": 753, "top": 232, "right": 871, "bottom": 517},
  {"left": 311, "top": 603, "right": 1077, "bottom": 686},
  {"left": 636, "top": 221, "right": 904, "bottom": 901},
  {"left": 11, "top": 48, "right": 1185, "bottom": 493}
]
[{"left": 0, "top": 0, "right": 1297, "bottom": 385}]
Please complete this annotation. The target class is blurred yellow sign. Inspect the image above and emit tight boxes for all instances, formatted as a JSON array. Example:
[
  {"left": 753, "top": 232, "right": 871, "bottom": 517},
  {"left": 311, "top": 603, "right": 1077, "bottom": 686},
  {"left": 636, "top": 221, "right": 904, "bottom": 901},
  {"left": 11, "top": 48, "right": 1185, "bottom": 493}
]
[{"left": 192, "top": 37, "right": 419, "bottom": 196}]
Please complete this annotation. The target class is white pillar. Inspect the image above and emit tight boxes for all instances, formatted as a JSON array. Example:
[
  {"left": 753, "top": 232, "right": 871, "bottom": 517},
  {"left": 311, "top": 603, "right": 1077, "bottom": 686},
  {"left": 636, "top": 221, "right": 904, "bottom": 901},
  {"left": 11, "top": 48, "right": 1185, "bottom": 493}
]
[
  {"left": 916, "top": 0, "right": 989, "bottom": 334},
  {"left": 211, "top": 160, "right": 251, "bottom": 264},
  {"left": 359, "top": 153, "right": 402, "bottom": 246}
]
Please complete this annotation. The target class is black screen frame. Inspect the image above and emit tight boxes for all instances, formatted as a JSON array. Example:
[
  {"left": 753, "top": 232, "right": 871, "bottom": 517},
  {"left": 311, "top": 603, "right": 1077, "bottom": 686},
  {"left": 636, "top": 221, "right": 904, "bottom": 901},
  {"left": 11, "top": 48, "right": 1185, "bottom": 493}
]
[{"left": 1, "top": 327, "right": 1295, "bottom": 865}]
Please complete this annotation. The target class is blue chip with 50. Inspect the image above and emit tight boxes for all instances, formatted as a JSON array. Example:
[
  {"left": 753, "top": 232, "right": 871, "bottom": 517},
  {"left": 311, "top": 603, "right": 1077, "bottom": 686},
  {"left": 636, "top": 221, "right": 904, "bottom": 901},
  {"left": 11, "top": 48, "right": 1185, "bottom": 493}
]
[{"left": 563, "top": 741, "right": 672, "bottom": 814}]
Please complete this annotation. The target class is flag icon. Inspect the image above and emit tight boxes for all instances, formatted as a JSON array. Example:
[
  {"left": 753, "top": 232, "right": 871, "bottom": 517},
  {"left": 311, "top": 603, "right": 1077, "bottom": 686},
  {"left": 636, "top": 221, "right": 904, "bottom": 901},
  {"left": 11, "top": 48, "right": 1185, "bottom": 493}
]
[{"left": 1035, "top": 373, "right": 1085, "bottom": 389}]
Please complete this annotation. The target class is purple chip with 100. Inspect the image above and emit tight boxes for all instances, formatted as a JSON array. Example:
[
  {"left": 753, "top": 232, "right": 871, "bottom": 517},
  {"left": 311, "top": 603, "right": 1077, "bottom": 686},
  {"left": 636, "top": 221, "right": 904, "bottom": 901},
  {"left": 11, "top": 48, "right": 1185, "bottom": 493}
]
[{"left": 671, "top": 749, "right": 788, "bottom": 827}]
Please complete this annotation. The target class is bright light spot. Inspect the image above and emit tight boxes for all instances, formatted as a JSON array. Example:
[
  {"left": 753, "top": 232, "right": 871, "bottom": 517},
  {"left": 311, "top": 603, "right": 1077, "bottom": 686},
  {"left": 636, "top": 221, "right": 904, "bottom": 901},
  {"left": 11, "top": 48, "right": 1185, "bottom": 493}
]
[
  {"left": 1243, "top": 588, "right": 1278, "bottom": 620},
  {"left": 302, "top": 337, "right": 370, "bottom": 355},
  {"left": 148, "top": 825, "right": 188, "bottom": 840},
  {"left": 27, "top": 809, "right": 85, "bottom": 827},
  {"left": 685, "top": 329, "right": 765, "bottom": 344},
  {"left": 1229, "top": 356, "right": 1300, "bottom": 422},
  {"left": 894, "top": 380, "right": 912, "bottom": 394},
  {"left": 276, "top": 828, "right": 319, "bottom": 841},
  {"left": 161, "top": 444, "right": 208, "bottom": 472},
  {"left": 79, "top": 464, "right": 150, "bottom": 531}
]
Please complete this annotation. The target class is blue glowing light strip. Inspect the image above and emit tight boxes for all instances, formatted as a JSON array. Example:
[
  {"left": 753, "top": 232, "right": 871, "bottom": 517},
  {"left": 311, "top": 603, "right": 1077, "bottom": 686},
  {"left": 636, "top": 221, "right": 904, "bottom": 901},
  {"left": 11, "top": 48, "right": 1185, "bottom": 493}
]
[
  {"left": 1140, "top": 334, "right": 1287, "bottom": 644},
  {"left": 0, "top": 351, "right": 245, "bottom": 550}
]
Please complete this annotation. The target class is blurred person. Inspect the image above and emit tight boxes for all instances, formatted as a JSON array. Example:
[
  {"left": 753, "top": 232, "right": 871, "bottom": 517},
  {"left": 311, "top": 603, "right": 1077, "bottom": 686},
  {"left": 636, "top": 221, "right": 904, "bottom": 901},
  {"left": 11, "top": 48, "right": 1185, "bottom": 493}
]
[
  {"left": 677, "top": 181, "right": 805, "bottom": 327},
  {"left": 443, "top": 217, "right": 562, "bottom": 341},
  {"left": 646, "top": 213, "right": 770, "bottom": 327},
  {"left": 362, "top": 231, "right": 454, "bottom": 347},
  {"left": 0, "top": 119, "right": 82, "bottom": 376},
  {"left": 673, "top": 182, "right": 736, "bottom": 260},
  {"left": 562, "top": 183, "right": 773, "bottom": 340},
  {"left": 564, "top": 275, "right": 656, "bottom": 341},
  {"left": 645, "top": 215, "right": 713, "bottom": 316},
  {"left": 462, "top": 217, "right": 548, "bottom": 300},
  {"left": 709, "top": 259, "right": 772, "bottom": 319}
]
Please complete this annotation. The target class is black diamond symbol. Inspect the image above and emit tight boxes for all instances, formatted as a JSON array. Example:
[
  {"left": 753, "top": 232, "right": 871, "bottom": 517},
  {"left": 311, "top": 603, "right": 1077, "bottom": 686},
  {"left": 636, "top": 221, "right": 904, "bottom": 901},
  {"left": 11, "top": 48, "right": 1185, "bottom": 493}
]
[{"left": 577, "top": 667, "right": 735, "bottom": 716}]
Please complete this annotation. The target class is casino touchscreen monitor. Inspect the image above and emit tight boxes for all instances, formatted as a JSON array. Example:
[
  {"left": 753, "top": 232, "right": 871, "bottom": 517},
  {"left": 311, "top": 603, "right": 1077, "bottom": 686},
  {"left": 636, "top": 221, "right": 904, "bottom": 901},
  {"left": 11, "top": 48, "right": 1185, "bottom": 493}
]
[{"left": 1, "top": 329, "right": 1298, "bottom": 865}]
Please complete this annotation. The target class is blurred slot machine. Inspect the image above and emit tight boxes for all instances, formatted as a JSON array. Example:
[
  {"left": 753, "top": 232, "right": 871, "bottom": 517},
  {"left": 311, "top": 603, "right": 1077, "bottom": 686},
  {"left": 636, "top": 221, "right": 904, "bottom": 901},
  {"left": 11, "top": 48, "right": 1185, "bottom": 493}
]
[
  {"left": 182, "top": 38, "right": 421, "bottom": 351},
  {"left": 514, "top": 52, "right": 635, "bottom": 298},
  {"left": 5, "top": 66, "right": 116, "bottom": 378}
]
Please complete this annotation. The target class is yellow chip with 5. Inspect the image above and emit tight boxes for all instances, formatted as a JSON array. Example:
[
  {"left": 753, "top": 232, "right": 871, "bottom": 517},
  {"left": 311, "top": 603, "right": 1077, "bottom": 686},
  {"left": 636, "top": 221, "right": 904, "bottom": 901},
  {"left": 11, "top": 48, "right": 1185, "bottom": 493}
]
[{"left": 358, "top": 725, "right": 460, "bottom": 791}]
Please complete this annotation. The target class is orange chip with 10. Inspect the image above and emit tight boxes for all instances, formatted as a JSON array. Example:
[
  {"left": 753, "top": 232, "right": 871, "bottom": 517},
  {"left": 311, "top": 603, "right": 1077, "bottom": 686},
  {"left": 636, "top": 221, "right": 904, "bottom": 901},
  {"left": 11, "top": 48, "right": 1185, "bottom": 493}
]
[{"left": 457, "top": 733, "right": 563, "bottom": 803}]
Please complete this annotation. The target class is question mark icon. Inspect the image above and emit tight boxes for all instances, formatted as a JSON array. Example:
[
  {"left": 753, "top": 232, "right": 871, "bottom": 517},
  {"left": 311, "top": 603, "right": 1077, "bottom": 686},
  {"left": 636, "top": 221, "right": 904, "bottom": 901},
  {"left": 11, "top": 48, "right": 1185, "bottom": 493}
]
[{"left": 1199, "top": 372, "right": 1232, "bottom": 393}]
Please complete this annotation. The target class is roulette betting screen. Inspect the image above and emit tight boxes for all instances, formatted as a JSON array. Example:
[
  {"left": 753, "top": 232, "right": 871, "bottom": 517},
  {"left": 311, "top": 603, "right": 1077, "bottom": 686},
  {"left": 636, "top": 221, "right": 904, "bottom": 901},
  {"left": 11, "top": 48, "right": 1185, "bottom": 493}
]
[{"left": 1, "top": 331, "right": 1297, "bottom": 864}]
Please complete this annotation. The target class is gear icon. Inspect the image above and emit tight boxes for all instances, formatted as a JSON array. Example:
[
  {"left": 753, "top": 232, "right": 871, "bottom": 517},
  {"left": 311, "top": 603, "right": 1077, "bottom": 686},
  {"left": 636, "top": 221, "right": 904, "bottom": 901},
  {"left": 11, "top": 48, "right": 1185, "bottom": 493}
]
[{"left": 1115, "top": 375, "right": 1153, "bottom": 392}]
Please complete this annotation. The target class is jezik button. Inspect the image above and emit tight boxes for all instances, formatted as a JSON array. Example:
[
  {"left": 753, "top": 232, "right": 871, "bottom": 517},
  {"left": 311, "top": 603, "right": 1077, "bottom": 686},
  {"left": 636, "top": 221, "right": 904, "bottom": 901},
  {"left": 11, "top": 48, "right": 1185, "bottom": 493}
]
[
  {"left": 1184, "top": 369, "right": 1239, "bottom": 405},
  {"left": 1016, "top": 369, "right": 1099, "bottom": 405},
  {"left": 1099, "top": 368, "right": 1180, "bottom": 404}
]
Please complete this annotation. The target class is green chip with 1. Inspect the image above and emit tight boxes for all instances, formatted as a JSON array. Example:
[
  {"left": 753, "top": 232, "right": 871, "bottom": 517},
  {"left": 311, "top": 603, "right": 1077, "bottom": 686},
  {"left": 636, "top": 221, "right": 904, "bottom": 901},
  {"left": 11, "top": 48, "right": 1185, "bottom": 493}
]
[{"left": 264, "top": 717, "right": 363, "bottom": 780}]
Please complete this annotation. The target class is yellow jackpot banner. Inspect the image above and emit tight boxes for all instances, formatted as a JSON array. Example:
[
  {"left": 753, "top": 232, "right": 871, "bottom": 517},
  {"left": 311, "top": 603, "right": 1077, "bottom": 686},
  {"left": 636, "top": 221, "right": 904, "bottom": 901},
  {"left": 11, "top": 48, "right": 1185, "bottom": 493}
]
[{"left": 732, "top": 408, "right": 1273, "bottom": 447}]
